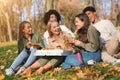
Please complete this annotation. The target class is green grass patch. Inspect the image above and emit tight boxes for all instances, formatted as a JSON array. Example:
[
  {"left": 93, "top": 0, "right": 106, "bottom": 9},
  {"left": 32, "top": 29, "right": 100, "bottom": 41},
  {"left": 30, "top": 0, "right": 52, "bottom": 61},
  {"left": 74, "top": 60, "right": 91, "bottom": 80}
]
[{"left": 0, "top": 44, "right": 120, "bottom": 80}]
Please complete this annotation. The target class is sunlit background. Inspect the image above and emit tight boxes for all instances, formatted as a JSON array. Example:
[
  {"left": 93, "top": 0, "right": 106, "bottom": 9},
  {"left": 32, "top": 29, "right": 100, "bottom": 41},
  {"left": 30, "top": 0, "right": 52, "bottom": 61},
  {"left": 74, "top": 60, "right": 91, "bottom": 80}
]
[{"left": 0, "top": 0, "right": 120, "bottom": 43}]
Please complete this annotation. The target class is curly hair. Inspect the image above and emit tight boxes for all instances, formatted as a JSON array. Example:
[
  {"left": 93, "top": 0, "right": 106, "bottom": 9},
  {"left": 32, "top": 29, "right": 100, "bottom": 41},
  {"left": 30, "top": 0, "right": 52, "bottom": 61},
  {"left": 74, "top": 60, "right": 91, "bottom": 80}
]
[{"left": 44, "top": 9, "right": 61, "bottom": 25}]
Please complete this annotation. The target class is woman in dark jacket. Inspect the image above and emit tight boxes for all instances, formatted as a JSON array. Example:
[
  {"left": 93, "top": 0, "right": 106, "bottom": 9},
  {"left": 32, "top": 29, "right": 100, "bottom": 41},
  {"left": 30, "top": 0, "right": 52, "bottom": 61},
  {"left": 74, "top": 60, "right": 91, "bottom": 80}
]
[{"left": 62, "top": 13, "right": 101, "bottom": 70}]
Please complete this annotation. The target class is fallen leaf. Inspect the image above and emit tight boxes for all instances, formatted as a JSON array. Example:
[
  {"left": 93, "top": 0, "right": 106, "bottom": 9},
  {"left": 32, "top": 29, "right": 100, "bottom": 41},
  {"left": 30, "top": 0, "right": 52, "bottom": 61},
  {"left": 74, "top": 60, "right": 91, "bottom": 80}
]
[
  {"left": 114, "top": 66, "right": 120, "bottom": 71},
  {"left": 87, "top": 76, "right": 93, "bottom": 80},
  {"left": 67, "top": 75, "right": 77, "bottom": 80},
  {"left": 20, "top": 67, "right": 32, "bottom": 78},
  {"left": 84, "top": 67, "right": 92, "bottom": 75},
  {"left": 73, "top": 66, "right": 80, "bottom": 71},
  {"left": 53, "top": 67, "right": 62, "bottom": 73},
  {"left": 98, "top": 73, "right": 110, "bottom": 80},
  {"left": 93, "top": 71, "right": 100, "bottom": 77},
  {"left": 6, "top": 50, "right": 12, "bottom": 53},
  {"left": 46, "top": 70, "right": 52, "bottom": 74},
  {"left": 101, "top": 63, "right": 109, "bottom": 67},
  {"left": 76, "top": 70, "right": 86, "bottom": 79},
  {"left": 108, "top": 68, "right": 115, "bottom": 75},
  {"left": 0, "top": 66, "right": 5, "bottom": 70},
  {"left": 27, "top": 77, "right": 36, "bottom": 80},
  {"left": 0, "top": 74, "right": 5, "bottom": 80},
  {"left": 14, "top": 50, "right": 18, "bottom": 54},
  {"left": 49, "top": 78, "right": 57, "bottom": 80}
]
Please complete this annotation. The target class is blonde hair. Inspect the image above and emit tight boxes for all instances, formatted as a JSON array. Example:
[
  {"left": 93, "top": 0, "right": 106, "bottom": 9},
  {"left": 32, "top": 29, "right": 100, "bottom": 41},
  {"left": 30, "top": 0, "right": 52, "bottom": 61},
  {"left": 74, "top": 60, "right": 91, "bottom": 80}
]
[{"left": 47, "top": 21, "right": 61, "bottom": 37}]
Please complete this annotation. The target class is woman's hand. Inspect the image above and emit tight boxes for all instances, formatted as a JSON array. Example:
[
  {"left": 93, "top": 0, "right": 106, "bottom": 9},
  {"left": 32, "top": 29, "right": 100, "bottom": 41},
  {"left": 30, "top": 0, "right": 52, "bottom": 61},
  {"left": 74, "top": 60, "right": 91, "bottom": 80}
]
[
  {"left": 69, "top": 39, "right": 80, "bottom": 46},
  {"left": 26, "top": 42, "right": 32, "bottom": 49},
  {"left": 74, "top": 40, "right": 81, "bottom": 46},
  {"left": 32, "top": 43, "right": 41, "bottom": 49},
  {"left": 66, "top": 39, "right": 81, "bottom": 46},
  {"left": 64, "top": 39, "right": 81, "bottom": 46}
]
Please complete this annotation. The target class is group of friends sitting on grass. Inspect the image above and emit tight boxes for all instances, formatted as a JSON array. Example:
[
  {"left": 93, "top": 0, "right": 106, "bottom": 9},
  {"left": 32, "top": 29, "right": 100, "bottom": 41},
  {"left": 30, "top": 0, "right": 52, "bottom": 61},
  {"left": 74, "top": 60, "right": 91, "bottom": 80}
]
[{"left": 5, "top": 6, "right": 120, "bottom": 76}]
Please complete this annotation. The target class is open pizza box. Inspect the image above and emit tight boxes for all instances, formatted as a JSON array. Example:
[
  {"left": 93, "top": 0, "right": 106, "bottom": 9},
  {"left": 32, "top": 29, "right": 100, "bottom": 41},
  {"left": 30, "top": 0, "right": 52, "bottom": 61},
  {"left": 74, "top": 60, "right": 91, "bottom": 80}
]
[{"left": 35, "top": 49, "right": 72, "bottom": 56}]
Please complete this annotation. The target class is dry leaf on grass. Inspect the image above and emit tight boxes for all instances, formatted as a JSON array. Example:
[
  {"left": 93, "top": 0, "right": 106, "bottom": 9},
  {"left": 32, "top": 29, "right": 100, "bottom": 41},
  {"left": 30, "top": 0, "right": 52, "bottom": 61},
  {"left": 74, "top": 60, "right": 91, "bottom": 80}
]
[
  {"left": 84, "top": 67, "right": 92, "bottom": 75},
  {"left": 6, "top": 50, "right": 12, "bottom": 53},
  {"left": 114, "top": 66, "right": 120, "bottom": 71},
  {"left": 14, "top": 50, "right": 18, "bottom": 54},
  {"left": 0, "top": 74, "right": 5, "bottom": 80},
  {"left": 27, "top": 77, "right": 36, "bottom": 80},
  {"left": 46, "top": 70, "right": 52, "bottom": 74},
  {"left": 45, "top": 70, "right": 54, "bottom": 77},
  {"left": 73, "top": 66, "right": 80, "bottom": 71},
  {"left": 20, "top": 67, "right": 32, "bottom": 78},
  {"left": 87, "top": 76, "right": 94, "bottom": 80},
  {"left": 53, "top": 67, "right": 62, "bottom": 73},
  {"left": 49, "top": 78, "right": 57, "bottom": 80},
  {"left": 101, "top": 63, "right": 109, "bottom": 67},
  {"left": 98, "top": 73, "right": 110, "bottom": 80},
  {"left": 67, "top": 75, "right": 77, "bottom": 80},
  {"left": 0, "top": 66, "right": 5, "bottom": 70},
  {"left": 108, "top": 68, "right": 115, "bottom": 75},
  {"left": 76, "top": 70, "right": 86, "bottom": 79}
]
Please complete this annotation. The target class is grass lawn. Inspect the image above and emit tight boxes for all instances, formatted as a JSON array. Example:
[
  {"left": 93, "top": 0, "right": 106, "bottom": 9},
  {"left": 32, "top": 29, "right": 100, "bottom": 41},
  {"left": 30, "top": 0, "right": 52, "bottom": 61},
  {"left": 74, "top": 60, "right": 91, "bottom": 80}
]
[{"left": 0, "top": 42, "right": 120, "bottom": 80}]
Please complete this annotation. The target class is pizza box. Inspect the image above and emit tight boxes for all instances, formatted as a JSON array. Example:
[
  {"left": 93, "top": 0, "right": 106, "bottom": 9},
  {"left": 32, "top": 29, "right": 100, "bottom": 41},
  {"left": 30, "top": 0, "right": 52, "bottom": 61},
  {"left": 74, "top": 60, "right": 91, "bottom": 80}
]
[{"left": 35, "top": 50, "right": 72, "bottom": 56}]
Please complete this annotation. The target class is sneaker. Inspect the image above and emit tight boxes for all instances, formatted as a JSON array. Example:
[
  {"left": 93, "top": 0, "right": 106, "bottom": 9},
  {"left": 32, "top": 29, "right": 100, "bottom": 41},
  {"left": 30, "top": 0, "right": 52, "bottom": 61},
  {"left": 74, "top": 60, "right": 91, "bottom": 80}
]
[
  {"left": 113, "top": 59, "right": 120, "bottom": 66},
  {"left": 87, "top": 60, "right": 96, "bottom": 65},
  {"left": 16, "top": 66, "right": 26, "bottom": 75},
  {"left": 5, "top": 68, "right": 15, "bottom": 76}
]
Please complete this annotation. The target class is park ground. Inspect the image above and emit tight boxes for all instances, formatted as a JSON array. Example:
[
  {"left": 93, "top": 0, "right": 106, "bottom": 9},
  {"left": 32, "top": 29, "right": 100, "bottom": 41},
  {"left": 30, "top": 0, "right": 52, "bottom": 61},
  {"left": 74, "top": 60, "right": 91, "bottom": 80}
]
[{"left": 0, "top": 41, "right": 120, "bottom": 80}]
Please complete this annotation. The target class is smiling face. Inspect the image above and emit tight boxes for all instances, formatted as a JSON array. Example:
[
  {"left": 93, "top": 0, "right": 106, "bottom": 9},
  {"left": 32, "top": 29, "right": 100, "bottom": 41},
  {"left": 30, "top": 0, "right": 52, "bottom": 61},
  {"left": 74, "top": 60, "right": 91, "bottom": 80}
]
[
  {"left": 85, "top": 11, "right": 96, "bottom": 23},
  {"left": 50, "top": 21, "right": 61, "bottom": 36},
  {"left": 49, "top": 14, "right": 57, "bottom": 22},
  {"left": 75, "top": 17, "right": 84, "bottom": 29},
  {"left": 22, "top": 23, "right": 32, "bottom": 35}
]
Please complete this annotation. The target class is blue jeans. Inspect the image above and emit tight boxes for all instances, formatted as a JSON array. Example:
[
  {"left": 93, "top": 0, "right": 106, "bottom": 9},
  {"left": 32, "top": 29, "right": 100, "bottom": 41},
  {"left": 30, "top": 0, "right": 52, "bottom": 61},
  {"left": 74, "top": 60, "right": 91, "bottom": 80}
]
[
  {"left": 62, "top": 50, "right": 101, "bottom": 69},
  {"left": 11, "top": 48, "right": 37, "bottom": 69}
]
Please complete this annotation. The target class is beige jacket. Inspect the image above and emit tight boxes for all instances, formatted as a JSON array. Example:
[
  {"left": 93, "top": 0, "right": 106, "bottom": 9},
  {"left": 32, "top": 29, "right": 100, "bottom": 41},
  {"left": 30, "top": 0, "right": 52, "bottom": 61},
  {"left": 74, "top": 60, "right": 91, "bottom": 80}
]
[{"left": 48, "top": 31, "right": 73, "bottom": 50}]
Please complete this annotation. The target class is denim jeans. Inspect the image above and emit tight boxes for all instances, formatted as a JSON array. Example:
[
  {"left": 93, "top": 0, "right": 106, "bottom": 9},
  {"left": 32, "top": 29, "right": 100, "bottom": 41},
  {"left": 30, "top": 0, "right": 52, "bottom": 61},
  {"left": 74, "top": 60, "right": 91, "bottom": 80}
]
[
  {"left": 62, "top": 50, "right": 101, "bottom": 69},
  {"left": 11, "top": 48, "right": 37, "bottom": 69}
]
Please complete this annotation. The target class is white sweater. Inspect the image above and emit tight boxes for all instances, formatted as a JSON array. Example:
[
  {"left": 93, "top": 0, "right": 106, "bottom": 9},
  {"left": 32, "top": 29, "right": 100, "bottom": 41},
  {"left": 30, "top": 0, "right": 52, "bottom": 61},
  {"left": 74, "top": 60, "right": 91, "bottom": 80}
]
[{"left": 93, "top": 20, "right": 116, "bottom": 44}]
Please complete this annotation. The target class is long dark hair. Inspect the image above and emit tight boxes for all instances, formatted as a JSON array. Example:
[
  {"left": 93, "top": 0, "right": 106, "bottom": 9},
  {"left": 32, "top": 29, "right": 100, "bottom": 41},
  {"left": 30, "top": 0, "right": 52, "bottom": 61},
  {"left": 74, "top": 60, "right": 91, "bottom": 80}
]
[
  {"left": 74, "top": 13, "right": 90, "bottom": 43},
  {"left": 43, "top": 9, "right": 61, "bottom": 25},
  {"left": 18, "top": 21, "right": 31, "bottom": 54}
]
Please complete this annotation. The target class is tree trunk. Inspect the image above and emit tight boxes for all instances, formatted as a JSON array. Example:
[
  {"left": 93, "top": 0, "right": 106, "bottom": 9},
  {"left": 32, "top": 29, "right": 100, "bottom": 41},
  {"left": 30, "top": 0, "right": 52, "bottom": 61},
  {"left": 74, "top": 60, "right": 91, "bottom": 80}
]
[
  {"left": 45, "top": 0, "right": 54, "bottom": 12},
  {"left": 5, "top": 12, "right": 12, "bottom": 42},
  {"left": 87, "top": 0, "right": 95, "bottom": 7}
]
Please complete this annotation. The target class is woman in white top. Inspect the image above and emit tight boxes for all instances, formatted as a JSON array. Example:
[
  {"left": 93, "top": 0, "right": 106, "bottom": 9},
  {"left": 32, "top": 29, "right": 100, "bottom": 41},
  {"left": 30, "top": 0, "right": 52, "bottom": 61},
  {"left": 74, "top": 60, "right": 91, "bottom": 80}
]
[{"left": 43, "top": 9, "right": 74, "bottom": 47}]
